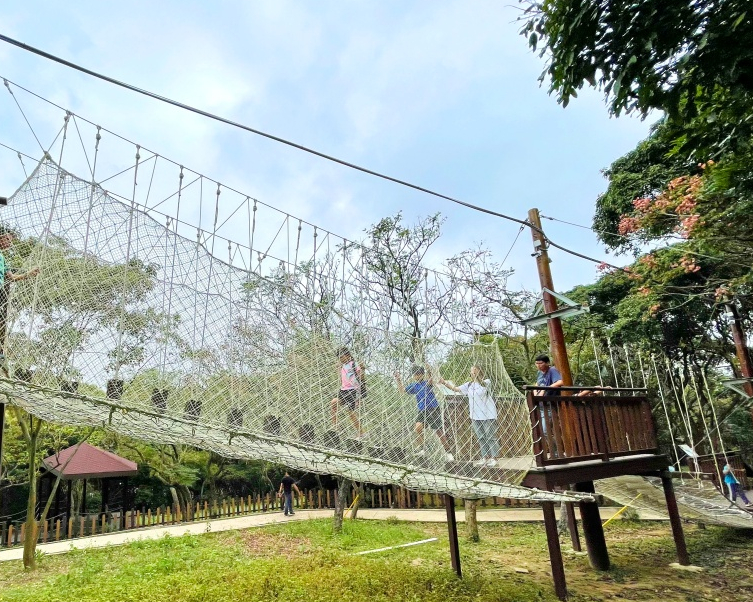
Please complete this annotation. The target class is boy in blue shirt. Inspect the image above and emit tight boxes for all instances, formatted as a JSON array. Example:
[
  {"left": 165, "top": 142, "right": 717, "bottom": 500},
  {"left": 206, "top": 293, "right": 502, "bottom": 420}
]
[{"left": 395, "top": 365, "right": 453, "bottom": 461}]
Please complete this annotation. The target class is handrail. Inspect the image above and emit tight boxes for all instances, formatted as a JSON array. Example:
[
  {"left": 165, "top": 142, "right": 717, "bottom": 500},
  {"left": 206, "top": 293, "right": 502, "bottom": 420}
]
[
  {"left": 526, "top": 389, "right": 658, "bottom": 466},
  {"left": 524, "top": 385, "right": 648, "bottom": 393}
]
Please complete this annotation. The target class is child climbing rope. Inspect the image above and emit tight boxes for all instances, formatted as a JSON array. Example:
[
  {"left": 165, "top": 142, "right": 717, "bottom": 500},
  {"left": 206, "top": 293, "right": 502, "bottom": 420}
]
[
  {"left": 440, "top": 366, "right": 499, "bottom": 467},
  {"left": 330, "top": 347, "right": 366, "bottom": 439},
  {"left": 395, "top": 365, "right": 454, "bottom": 462}
]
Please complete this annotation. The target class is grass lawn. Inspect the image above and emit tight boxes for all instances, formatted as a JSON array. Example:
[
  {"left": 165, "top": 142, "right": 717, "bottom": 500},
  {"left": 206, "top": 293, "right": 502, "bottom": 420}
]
[{"left": 0, "top": 517, "right": 752, "bottom": 601}]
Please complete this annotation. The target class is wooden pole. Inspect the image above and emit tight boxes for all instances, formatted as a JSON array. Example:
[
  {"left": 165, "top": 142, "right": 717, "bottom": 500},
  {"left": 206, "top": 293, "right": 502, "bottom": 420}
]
[
  {"left": 542, "top": 501, "right": 568, "bottom": 600},
  {"left": 661, "top": 474, "right": 689, "bottom": 565},
  {"left": 574, "top": 481, "right": 610, "bottom": 570},
  {"left": 564, "top": 502, "right": 581, "bottom": 552},
  {"left": 527, "top": 208, "right": 573, "bottom": 386},
  {"left": 444, "top": 494, "right": 461, "bottom": 577}
]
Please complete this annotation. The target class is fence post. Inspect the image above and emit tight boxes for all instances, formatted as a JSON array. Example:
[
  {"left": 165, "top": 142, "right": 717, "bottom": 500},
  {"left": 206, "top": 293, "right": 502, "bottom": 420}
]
[{"left": 55, "top": 519, "right": 60, "bottom": 541}]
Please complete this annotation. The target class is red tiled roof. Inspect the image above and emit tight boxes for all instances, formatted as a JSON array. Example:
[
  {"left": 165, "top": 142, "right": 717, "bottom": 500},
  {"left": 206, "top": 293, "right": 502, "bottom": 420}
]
[{"left": 42, "top": 442, "right": 138, "bottom": 480}]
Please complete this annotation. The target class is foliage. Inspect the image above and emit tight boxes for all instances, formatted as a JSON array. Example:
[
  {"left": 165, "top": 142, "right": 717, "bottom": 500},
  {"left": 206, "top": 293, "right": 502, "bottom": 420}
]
[
  {"left": 518, "top": 0, "right": 753, "bottom": 124},
  {"left": 1, "top": 520, "right": 753, "bottom": 601}
]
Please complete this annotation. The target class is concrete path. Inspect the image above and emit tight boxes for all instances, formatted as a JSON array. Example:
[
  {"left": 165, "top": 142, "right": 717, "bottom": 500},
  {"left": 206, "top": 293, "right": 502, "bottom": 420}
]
[{"left": 0, "top": 506, "right": 665, "bottom": 562}]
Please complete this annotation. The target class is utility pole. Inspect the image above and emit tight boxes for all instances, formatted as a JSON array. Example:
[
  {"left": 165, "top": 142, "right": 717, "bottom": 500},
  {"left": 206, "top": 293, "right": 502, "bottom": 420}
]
[
  {"left": 527, "top": 208, "right": 573, "bottom": 386},
  {"left": 528, "top": 207, "right": 610, "bottom": 572},
  {"left": 727, "top": 302, "right": 753, "bottom": 398}
]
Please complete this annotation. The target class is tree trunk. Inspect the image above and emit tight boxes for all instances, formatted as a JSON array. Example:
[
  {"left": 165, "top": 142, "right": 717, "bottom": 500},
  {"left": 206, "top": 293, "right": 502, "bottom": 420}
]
[
  {"left": 22, "top": 425, "right": 39, "bottom": 570},
  {"left": 464, "top": 499, "right": 479, "bottom": 542},
  {"left": 332, "top": 478, "right": 349, "bottom": 533},
  {"left": 350, "top": 482, "right": 364, "bottom": 520}
]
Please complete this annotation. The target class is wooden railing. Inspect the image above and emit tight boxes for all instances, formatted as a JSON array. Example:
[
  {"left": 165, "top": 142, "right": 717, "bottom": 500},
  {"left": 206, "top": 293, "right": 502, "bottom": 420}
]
[
  {"left": 526, "top": 387, "right": 658, "bottom": 467},
  {"left": 0, "top": 485, "right": 554, "bottom": 549}
]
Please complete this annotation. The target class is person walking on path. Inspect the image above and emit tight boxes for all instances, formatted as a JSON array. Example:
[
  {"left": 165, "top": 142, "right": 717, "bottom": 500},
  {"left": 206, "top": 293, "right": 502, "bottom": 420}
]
[{"left": 278, "top": 472, "right": 302, "bottom": 516}]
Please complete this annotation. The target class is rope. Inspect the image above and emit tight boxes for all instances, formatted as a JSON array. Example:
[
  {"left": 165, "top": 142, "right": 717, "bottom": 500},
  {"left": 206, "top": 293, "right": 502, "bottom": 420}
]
[{"left": 590, "top": 332, "right": 605, "bottom": 387}]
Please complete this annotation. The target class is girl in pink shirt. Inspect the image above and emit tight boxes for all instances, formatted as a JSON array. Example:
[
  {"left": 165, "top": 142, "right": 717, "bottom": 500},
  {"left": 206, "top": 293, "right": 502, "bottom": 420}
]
[{"left": 330, "top": 347, "right": 365, "bottom": 439}]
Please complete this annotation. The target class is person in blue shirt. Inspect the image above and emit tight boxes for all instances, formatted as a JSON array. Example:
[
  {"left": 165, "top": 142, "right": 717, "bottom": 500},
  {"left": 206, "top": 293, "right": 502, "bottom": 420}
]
[
  {"left": 534, "top": 354, "right": 564, "bottom": 395},
  {"left": 723, "top": 462, "right": 752, "bottom": 507},
  {"left": 532, "top": 354, "right": 564, "bottom": 456},
  {"left": 395, "top": 365, "right": 454, "bottom": 461}
]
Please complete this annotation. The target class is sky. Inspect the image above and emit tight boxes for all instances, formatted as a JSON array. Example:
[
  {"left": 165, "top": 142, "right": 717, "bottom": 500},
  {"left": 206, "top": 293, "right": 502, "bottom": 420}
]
[{"left": 0, "top": 1, "right": 655, "bottom": 296}]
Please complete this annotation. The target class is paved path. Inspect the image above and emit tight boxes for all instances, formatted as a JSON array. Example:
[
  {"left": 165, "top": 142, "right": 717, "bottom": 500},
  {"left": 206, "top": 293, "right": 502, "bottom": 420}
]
[{"left": 0, "top": 506, "right": 665, "bottom": 562}]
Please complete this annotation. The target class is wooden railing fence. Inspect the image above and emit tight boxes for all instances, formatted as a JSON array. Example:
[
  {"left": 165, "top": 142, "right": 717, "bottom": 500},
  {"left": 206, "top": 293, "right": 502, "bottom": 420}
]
[{"left": 0, "top": 486, "right": 550, "bottom": 548}]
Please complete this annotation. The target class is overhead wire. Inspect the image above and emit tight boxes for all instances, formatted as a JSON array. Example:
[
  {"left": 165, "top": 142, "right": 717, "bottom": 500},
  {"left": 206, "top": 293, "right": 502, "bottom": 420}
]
[{"left": 0, "top": 33, "right": 628, "bottom": 273}]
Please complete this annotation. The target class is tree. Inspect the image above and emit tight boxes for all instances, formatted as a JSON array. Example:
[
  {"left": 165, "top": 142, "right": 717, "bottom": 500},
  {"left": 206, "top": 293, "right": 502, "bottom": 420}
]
[
  {"left": 1, "top": 233, "right": 163, "bottom": 569},
  {"left": 518, "top": 0, "right": 753, "bottom": 123}
]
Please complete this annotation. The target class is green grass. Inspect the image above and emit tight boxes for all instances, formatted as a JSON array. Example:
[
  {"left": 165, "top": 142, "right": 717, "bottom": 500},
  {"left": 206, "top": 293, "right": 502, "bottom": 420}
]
[{"left": 0, "top": 519, "right": 752, "bottom": 602}]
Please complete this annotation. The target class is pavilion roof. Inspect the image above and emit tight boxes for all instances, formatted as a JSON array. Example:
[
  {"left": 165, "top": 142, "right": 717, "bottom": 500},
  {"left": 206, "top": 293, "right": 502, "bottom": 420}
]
[{"left": 42, "top": 442, "right": 138, "bottom": 480}]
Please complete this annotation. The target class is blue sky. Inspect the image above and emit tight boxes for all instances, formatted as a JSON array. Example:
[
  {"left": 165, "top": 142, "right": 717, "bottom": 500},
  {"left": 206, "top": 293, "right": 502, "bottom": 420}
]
[{"left": 0, "top": 1, "right": 654, "bottom": 294}]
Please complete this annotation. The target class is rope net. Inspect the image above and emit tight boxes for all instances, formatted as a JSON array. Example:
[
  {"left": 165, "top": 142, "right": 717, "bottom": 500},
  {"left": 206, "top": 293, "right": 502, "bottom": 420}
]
[{"left": 0, "top": 157, "right": 581, "bottom": 502}]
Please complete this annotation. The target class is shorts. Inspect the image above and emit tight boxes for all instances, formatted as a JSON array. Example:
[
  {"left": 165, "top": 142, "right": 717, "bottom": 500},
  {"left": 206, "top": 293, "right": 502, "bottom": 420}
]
[
  {"left": 416, "top": 406, "right": 443, "bottom": 430},
  {"left": 337, "top": 389, "right": 359, "bottom": 411}
]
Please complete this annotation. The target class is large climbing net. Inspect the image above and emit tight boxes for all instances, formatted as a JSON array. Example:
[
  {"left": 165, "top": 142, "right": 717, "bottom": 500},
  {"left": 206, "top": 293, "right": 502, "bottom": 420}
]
[{"left": 0, "top": 78, "right": 586, "bottom": 503}]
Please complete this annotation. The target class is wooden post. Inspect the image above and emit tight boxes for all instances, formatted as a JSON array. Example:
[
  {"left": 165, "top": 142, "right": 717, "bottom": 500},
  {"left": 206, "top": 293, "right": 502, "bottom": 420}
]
[
  {"left": 542, "top": 501, "right": 568, "bottom": 600},
  {"left": 444, "top": 494, "right": 461, "bottom": 577},
  {"left": 7, "top": 525, "right": 13, "bottom": 547},
  {"left": 527, "top": 208, "right": 574, "bottom": 386},
  {"left": 574, "top": 481, "right": 610, "bottom": 570},
  {"left": 42, "top": 519, "right": 48, "bottom": 543},
  {"left": 565, "top": 502, "right": 581, "bottom": 551},
  {"left": 661, "top": 474, "right": 690, "bottom": 565},
  {"left": 378, "top": 489, "right": 383, "bottom": 508},
  {"left": 55, "top": 519, "right": 60, "bottom": 541}
]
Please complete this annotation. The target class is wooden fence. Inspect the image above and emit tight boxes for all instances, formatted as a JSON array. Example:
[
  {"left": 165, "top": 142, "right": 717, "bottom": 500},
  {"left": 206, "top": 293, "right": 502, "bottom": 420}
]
[{"left": 0, "top": 486, "right": 547, "bottom": 548}]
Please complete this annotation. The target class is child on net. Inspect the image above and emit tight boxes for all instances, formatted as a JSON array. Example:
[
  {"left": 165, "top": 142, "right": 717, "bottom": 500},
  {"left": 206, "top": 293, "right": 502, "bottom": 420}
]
[
  {"left": 330, "top": 347, "right": 366, "bottom": 439},
  {"left": 395, "top": 365, "right": 454, "bottom": 462},
  {"left": 440, "top": 365, "right": 499, "bottom": 467}
]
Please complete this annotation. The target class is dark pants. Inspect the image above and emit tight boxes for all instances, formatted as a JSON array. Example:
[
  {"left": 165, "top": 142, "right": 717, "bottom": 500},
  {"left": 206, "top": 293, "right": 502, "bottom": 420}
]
[
  {"left": 727, "top": 482, "right": 751, "bottom": 505},
  {"left": 284, "top": 492, "right": 294, "bottom": 514}
]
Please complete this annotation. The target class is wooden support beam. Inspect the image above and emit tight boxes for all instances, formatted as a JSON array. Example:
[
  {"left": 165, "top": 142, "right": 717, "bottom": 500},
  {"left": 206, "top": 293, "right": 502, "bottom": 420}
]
[
  {"left": 564, "top": 501, "right": 581, "bottom": 552},
  {"left": 444, "top": 494, "right": 461, "bottom": 577},
  {"left": 575, "top": 481, "right": 610, "bottom": 570},
  {"left": 661, "top": 474, "right": 689, "bottom": 565},
  {"left": 542, "top": 501, "right": 568, "bottom": 600}
]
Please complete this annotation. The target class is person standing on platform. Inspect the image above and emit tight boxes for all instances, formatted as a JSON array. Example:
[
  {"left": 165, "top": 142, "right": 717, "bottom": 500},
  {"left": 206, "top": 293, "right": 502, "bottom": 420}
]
[
  {"left": 533, "top": 354, "right": 563, "bottom": 395},
  {"left": 440, "top": 366, "right": 499, "bottom": 467}
]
